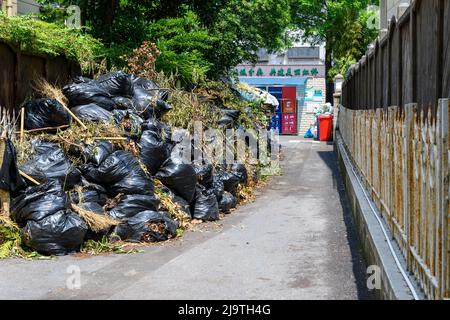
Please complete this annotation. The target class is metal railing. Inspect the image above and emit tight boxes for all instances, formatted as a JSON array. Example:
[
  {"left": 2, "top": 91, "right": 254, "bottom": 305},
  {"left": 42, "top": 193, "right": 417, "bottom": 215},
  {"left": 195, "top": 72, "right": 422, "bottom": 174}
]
[{"left": 337, "top": 101, "right": 449, "bottom": 299}]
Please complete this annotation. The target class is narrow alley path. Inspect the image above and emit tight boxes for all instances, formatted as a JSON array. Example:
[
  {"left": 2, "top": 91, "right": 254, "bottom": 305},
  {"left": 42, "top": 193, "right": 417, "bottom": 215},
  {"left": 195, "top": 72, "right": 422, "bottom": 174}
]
[{"left": 0, "top": 137, "right": 368, "bottom": 300}]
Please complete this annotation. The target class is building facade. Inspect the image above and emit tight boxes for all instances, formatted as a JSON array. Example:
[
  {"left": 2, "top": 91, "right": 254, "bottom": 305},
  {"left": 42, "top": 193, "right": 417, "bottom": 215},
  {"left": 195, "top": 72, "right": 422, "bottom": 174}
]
[
  {"left": 236, "top": 42, "right": 326, "bottom": 136},
  {"left": 1, "top": 0, "right": 40, "bottom": 16},
  {"left": 380, "top": 0, "right": 411, "bottom": 30}
]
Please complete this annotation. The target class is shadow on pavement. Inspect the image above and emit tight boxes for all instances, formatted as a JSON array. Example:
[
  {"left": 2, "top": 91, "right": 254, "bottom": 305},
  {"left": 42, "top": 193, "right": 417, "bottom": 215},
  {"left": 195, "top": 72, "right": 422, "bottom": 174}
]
[{"left": 317, "top": 149, "right": 371, "bottom": 300}]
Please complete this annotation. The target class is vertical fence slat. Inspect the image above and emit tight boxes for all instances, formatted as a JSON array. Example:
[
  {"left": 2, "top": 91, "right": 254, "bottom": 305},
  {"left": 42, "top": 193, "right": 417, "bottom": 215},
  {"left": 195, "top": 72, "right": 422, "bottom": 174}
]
[
  {"left": 339, "top": 102, "right": 446, "bottom": 299},
  {"left": 437, "top": 99, "right": 449, "bottom": 298},
  {"left": 340, "top": 0, "right": 450, "bottom": 299},
  {"left": 0, "top": 40, "right": 79, "bottom": 115}
]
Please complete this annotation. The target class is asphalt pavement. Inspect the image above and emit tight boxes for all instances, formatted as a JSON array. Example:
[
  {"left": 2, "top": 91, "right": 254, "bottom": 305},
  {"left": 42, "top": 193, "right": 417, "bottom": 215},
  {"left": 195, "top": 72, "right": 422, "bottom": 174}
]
[{"left": 0, "top": 136, "right": 369, "bottom": 300}]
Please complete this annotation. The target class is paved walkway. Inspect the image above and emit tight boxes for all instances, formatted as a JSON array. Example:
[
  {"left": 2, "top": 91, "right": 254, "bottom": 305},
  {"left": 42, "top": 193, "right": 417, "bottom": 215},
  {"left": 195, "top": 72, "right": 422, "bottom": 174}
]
[{"left": 0, "top": 137, "right": 368, "bottom": 300}]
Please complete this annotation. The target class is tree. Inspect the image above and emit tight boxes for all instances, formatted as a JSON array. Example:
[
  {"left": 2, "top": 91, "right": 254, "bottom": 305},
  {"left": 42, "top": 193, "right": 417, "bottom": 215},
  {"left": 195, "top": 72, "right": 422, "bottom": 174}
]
[
  {"left": 36, "top": 0, "right": 291, "bottom": 82},
  {"left": 290, "top": 0, "right": 379, "bottom": 102},
  {"left": 202, "top": 0, "right": 291, "bottom": 78},
  {"left": 147, "top": 11, "right": 215, "bottom": 83}
]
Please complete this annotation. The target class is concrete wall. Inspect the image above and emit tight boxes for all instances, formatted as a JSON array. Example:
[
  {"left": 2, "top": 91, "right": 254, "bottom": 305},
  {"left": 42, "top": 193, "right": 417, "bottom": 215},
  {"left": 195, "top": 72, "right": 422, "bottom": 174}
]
[
  {"left": 298, "top": 78, "right": 326, "bottom": 136},
  {"left": 17, "top": 0, "right": 40, "bottom": 15}
]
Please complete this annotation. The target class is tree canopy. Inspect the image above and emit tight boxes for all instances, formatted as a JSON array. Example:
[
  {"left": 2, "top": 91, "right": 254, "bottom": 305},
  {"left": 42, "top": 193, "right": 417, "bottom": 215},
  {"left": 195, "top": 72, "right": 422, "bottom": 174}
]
[
  {"left": 35, "top": 0, "right": 379, "bottom": 91},
  {"left": 290, "top": 0, "right": 379, "bottom": 100},
  {"left": 37, "top": 0, "right": 291, "bottom": 82}
]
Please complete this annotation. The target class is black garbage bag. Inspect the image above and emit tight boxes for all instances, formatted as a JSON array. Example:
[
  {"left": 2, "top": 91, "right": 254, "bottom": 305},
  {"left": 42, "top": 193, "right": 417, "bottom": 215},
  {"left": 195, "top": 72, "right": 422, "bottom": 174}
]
[
  {"left": 63, "top": 82, "right": 115, "bottom": 111},
  {"left": 141, "top": 118, "right": 163, "bottom": 134},
  {"left": 72, "top": 76, "right": 92, "bottom": 84},
  {"left": 82, "top": 150, "right": 147, "bottom": 189},
  {"left": 222, "top": 109, "right": 241, "bottom": 121},
  {"left": 212, "top": 176, "right": 224, "bottom": 202},
  {"left": 0, "top": 139, "right": 25, "bottom": 193},
  {"left": 20, "top": 140, "right": 81, "bottom": 189},
  {"left": 156, "top": 158, "right": 197, "bottom": 204},
  {"left": 218, "top": 170, "right": 240, "bottom": 194},
  {"left": 131, "top": 76, "right": 160, "bottom": 91},
  {"left": 230, "top": 163, "right": 248, "bottom": 185},
  {"left": 113, "top": 96, "right": 134, "bottom": 110},
  {"left": 136, "top": 100, "right": 173, "bottom": 119},
  {"left": 139, "top": 130, "right": 171, "bottom": 175},
  {"left": 24, "top": 98, "right": 71, "bottom": 130},
  {"left": 218, "top": 109, "right": 241, "bottom": 129},
  {"left": 21, "top": 209, "right": 87, "bottom": 256},
  {"left": 156, "top": 100, "right": 173, "bottom": 117},
  {"left": 113, "top": 110, "right": 144, "bottom": 138},
  {"left": 158, "top": 185, "right": 175, "bottom": 197},
  {"left": 78, "top": 163, "right": 99, "bottom": 184},
  {"left": 68, "top": 182, "right": 108, "bottom": 206},
  {"left": 131, "top": 76, "right": 169, "bottom": 114},
  {"left": 141, "top": 119, "right": 172, "bottom": 143},
  {"left": 113, "top": 210, "right": 178, "bottom": 243},
  {"left": 78, "top": 201, "right": 104, "bottom": 213},
  {"left": 109, "top": 194, "right": 159, "bottom": 220},
  {"left": 172, "top": 195, "right": 192, "bottom": 219},
  {"left": 82, "top": 141, "right": 114, "bottom": 166},
  {"left": 109, "top": 169, "right": 154, "bottom": 196},
  {"left": 95, "top": 71, "right": 133, "bottom": 96},
  {"left": 131, "top": 75, "right": 168, "bottom": 100},
  {"left": 11, "top": 180, "right": 67, "bottom": 226},
  {"left": 71, "top": 104, "right": 114, "bottom": 123},
  {"left": 218, "top": 115, "right": 235, "bottom": 129},
  {"left": 132, "top": 88, "right": 155, "bottom": 115},
  {"left": 194, "top": 164, "right": 214, "bottom": 189},
  {"left": 83, "top": 151, "right": 153, "bottom": 195},
  {"left": 156, "top": 186, "right": 191, "bottom": 219},
  {"left": 219, "top": 192, "right": 237, "bottom": 214},
  {"left": 191, "top": 186, "right": 219, "bottom": 221}
]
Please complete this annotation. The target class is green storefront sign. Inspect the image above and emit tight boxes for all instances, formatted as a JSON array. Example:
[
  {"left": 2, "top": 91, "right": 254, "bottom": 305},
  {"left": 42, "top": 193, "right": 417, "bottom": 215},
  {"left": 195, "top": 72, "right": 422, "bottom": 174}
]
[{"left": 238, "top": 67, "right": 320, "bottom": 77}]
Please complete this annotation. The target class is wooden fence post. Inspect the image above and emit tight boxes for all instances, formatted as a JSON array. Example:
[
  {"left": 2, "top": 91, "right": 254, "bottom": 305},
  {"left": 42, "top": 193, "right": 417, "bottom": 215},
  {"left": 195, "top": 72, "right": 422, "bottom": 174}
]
[
  {"left": 404, "top": 103, "right": 415, "bottom": 270},
  {"left": 0, "top": 138, "right": 10, "bottom": 217},
  {"left": 437, "top": 99, "right": 449, "bottom": 298}
]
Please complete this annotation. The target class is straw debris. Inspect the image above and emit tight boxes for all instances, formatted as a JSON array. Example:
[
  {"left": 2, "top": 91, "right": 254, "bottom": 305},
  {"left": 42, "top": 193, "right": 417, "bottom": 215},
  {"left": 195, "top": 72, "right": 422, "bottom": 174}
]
[{"left": 71, "top": 203, "right": 121, "bottom": 233}]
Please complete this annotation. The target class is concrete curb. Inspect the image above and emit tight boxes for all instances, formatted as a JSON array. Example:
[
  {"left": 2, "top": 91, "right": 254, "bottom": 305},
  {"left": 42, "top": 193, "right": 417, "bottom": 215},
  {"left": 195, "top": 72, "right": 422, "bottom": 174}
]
[{"left": 335, "top": 132, "right": 424, "bottom": 300}]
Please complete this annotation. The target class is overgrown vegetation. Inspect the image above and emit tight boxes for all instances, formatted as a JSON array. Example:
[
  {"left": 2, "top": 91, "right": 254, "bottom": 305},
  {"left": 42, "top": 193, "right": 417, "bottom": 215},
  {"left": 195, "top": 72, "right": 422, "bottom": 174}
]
[
  {"left": 0, "top": 12, "right": 105, "bottom": 74},
  {"left": 154, "top": 180, "right": 191, "bottom": 230},
  {"left": 290, "top": 0, "right": 379, "bottom": 99},
  {"left": 80, "top": 236, "right": 143, "bottom": 255},
  {"left": 35, "top": 0, "right": 292, "bottom": 83},
  {"left": 124, "top": 41, "right": 267, "bottom": 131},
  {"left": 3, "top": 1, "right": 379, "bottom": 91},
  {"left": 0, "top": 215, "right": 50, "bottom": 259}
]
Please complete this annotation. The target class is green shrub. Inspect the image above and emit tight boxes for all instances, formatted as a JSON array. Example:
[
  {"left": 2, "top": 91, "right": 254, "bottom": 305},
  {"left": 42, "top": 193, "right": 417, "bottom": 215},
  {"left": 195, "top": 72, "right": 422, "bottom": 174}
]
[
  {"left": 147, "top": 11, "right": 214, "bottom": 84},
  {"left": 0, "top": 12, "right": 105, "bottom": 74}
]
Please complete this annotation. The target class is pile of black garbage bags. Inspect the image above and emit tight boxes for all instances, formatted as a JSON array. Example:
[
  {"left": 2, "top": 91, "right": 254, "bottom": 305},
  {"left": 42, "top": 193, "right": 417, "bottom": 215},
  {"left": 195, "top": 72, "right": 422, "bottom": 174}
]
[{"left": 8, "top": 72, "right": 251, "bottom": 256}]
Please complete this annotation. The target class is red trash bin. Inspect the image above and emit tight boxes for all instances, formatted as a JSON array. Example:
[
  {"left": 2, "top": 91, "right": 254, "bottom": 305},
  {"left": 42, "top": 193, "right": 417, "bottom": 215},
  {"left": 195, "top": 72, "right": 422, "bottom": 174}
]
[{"left": 318, "top": 115, "right": 334, "bottom": 141}]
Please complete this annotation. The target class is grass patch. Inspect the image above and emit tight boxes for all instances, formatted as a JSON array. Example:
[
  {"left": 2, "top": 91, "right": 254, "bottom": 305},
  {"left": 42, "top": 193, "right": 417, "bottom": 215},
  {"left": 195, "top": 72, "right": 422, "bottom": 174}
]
[{"left": 80, "top": 236, "right": 143, "bottom": 256}]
